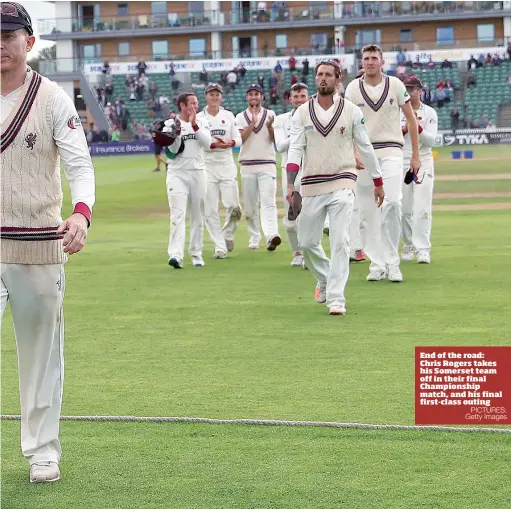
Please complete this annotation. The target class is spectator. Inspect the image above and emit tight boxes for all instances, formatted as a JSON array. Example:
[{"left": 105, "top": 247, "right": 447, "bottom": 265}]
[
  {"left": 396, "top": 49, "right": 406, "bottom": 66},
  {"left": 478, "top": 53, "right": 485, "bottom": 66},
  {"left": 464, "top": 115, "right": 474, "bottom": 129},
  {"left": 468, "top": 54, "right": 478, "bottom": 70},
  {"left": 105, "top": 80, "right": 114, "bottom": 103},
  {"left": 412, "top": 56, "right": 422, "bottom": 70},
  {"left": 274, "top": 60, "right": 282, "bottom": 74},
  {"left": 290, "top": 73, "right": 298, "bottom": 86},
  {"left": 239, "top": 63, "right": 246, "bottom": 79},
  {"left": 161, "top": 99, "right": 170, "bottom": 119},
  {"left": 450, "top": 107, "right": 460, "bottom": 132},
  {"left": 301, "top": 58, "right": 309, "bottom": 78},
  {"left": 269, "top": 72, "right": 278, "bottom": 89},
  {"left": 118, "top": 100, "right": 129, "bottom": 130},
  {"left": 129, "top": 83, "right": 136, "bottom": 101},
  {"left": 168, "top": 62, "right": 175, "bottom": 77},
  {"left": 480, "top": 115, "right": 489, "bottom": 128},
  {"left": 289, "top": 55, "right": 296, "bottom": 71},
  {"left": 270, "top": 86, "right": 278, "bottom": 105},
  {"left": 441, "top": 59, "right": 452, "bottom": 69},
  {"left": 199, "top": 65, "right": 209, "bottom": 84},
  {"left": 137, "top": 60, "right": 147, "bottom": 76},
  {"left": 110, "top": 126, "right": 120, "bottom": 142},
  {"left": 227, "top": 70, "right": 237, "bottom": 90},
  {"left": 491, "top": 53, "right": 501, "bottom": 66},
  {"left": 436, "top": 88, "right": 445, "bottom": 108},
  {"left": 101, "top": 60, "right": 110, "bottom": 85},
  {"left": 485, "top": 53, "right": 492, "bottom": 65},
  {"left": 426, "top": 57, "right": 435, "bottom": 70},
  {"left": 467, "top": 74, "right": 476, "bottom": 88},
  {"left": 136, "top": 79, "right": 144, "bottom": 101},
  {"left": 257, "top": 73, "right": 265, "bottom": 90},
  {"left": 421, "top": 84, "right": 431, "bottom": 105},
  {"left": 125, "top": 74, "right": 134, "bottom": 94},
  {"left": 171, "top": 76, "right": 180, "bottom": 94}
]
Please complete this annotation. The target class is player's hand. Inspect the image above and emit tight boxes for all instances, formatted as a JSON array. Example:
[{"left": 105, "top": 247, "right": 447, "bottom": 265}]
[
  {"left": 214, "top": 137, "right": 233, "bottom": 149},
  {"left": 250, "top": 106, "right": 258, "bottom": 125},
  {"left": 266, "top": 115, "right": 274, "bottom": 128},
  {"left": 57, "top": 213, "right": 89, "bottom": 255},
  {"left": 374, "top": 186, "right": 385, "bottom": 208},
  {"left": 286, "top": 183, "right": 295, "bottom": 204},
  {"left": 410, "top": 154, "right": 421, "bottom": 174},
  {"left": 355, "top": 156, "right": 365, "bottom": 170},
  {"left": 188, "top": 106, "right": 197, "bottom": 126}
]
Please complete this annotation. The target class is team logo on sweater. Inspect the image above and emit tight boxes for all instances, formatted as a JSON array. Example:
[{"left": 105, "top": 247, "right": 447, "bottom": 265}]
[
  {"left": 67, "top": 115, "right": 82, "bottom": 129},
  {"left": 390, "top": 99, "right": 394, "bottom": 105},
  {"left": 339, "top": 126, "right": 345, "bottom": 135},
  {"left": 211, "top": 129, "right": 227, "bottom": 136},
  {"left": 25, "top": 133, "right": 37, "bottom": 150}
]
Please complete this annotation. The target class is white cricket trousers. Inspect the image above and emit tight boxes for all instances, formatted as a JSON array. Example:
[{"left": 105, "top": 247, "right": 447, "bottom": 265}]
[
  {"left": 298, "top": 188, "right": 355, "bottom": 308},
  {"left": 357, "top": 155, "right": 403, "bottom": 272},
  {"left": 204, "top": 171, "right": 240, "bottom": 254},
  {"left": 402, "top": 161, "right": 434, "bottom": 251},
  {"left": 349, "top": 196, "right": 362, "bottom": 251},
  {"left": 242, "top": 171, "right": 279, "bottom": 246},
  {"left": 281, "top": 169, "right": 300, "bottom": 254},
  {"left": 167, "top": 168, "right": 207, "bottom": 262},
  {"left": 1, "top": 263, "right": 65, "bottom": 466}
]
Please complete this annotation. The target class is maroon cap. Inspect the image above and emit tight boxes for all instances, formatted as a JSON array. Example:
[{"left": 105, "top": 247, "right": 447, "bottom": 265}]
[
  {"left": 1, "top": 2, "right": 33, "bottom": 35},
  {"left": 403, "top": 75, "right": 423, "bottom": 89}
]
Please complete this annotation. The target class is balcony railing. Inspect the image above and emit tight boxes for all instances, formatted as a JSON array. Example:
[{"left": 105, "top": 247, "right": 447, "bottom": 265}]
[{"left": 38, "top": 1, "right": 507, "bottom": 36}]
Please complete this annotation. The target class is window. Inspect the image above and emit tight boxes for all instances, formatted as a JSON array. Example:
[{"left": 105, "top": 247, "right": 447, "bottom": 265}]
[
  {"left": 189, "top": 1, "right": 204, "bottom": 16},
  {"left": 311, "top": 32, "right": 328, "bottom": 52},
  {"left": 74, "top": 88, "right": 86, "bottom": 111},
  {"left": 118, "top": 41, "right": 130, "bottom": 56},
  {"left": 81, "top": 43, "right": 101, "bottom": 61},
  {"left": 151, "top": 1, "right": 167, "bottom": 25},
  {"left": 436, "top": 26, "right": 454, "bottom": 45},
  {"left": 399, "top": 29, "right": 412, "bottom": 43},
  {"left": 189, "top": 38, "right": 206, "bottom": 57},
  {"left": 117, "top": 3, "right": 129, "bottom": 16},
  {"left": 275, "top": 34, "right": 287, "bottom": 49},
  {"left": 477, "top": 23, "right": 495, "bottom": 43},
  {"left": 356, "top": 29, "right": 381, "bottom": 46},
  {"left": 152, "top": 40, "right": 168, "bottom": 59}
]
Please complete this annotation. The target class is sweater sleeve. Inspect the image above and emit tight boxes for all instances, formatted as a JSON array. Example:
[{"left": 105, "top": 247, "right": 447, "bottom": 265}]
[
  {"left": 352, "top": 106, "right": 383, "bottom": 186},
  {"left": 274, "top": 115, "right": 290, "bottom": 153},
  {"left": 419, "top": 108, "right": 438, "bottom": 148},
  {"left": 193, "top": 118, "right": 211, "bottom": 149},
  {"left": 286, "top": 110, "right": 306, "bottom": 169},
  {"left": 52, "top": 87, "right": 95, "bottom": 224}
]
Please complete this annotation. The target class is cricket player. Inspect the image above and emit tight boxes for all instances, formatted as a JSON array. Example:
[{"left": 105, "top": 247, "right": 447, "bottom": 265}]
[
  {"left": 197, "top": 84, "right": 242, "bottom": 258},
  {"left": 235, "top": 84, "right": 281, "bottom": 251},
  {"left": 286, "top": 60, "right": 384, "bottom": 316},
  {"left": 400, "top": 76, "right": 438, "bottom": 264},
  {"left": 166, "top": 92, "right": 211, "bottom": 268},
  {"left": 274, "top": 82, "right": 309, "bottom": 266},
  {"left": 0, "top": 2, "right": 96, "bottom": 482},
  {"left": 345, "top": 44, "right": 420, "bottom": 282}
]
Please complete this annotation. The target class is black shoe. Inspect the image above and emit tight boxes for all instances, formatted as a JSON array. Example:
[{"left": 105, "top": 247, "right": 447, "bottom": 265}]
[{"left": 152, "top": 168, "right": 160, "bottom": 172}]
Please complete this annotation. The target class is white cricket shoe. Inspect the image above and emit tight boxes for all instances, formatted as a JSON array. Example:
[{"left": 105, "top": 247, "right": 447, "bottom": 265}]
[
  {"left": 290, "top": 252, "right": 304, "bottom": 267},
  {"left": 401, "top": 245, "right": 415, "bottom": 262},
  {"left": 366, "top": 270, "right": 386, "bottom": 281},
  {"left": 329, "top": 305, "right": 346, "bottom": 316},
  {"left": 315, "top": 282, "right": 327, "bottom": 303},
  {"left": 30, "top": 462, "right": 60, "bottom": 483},
  {"left": 387, "top": 265, "right": 403, "bottom": 282},
  {"left": 267, "top": 235, "right": 282, "bottom": 251},
  {"left": 417, "top": 250, "right": 431, "bottom": 264},
  {"left": 192, "top": 256, "right": 205, "bottom": 267},
  {"left": 214, "top": 251, "right": 227, "bottom": 259},
  {"left": 225, "top": 239, "right": 235, "bottom": 252}
]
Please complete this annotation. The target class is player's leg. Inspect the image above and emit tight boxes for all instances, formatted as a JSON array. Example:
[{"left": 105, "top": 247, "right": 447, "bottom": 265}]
[
  {"left": 357, "top": 170, "right": 386, "bottom": 279},
  {"left": 204, "top": 175, "right": 227, "bottom": 258},
  {"left": 258, "top": 171, "right": 281, "bottom": 250},
  {"left": 153, "top": 144, "right": 163, "bottom": 172},
  {"left": 401, "top": 161, "right": 415, "bottom": 261},
  {"left": 413, "top": 164, "right": 434, "bottom": 264},
  {"left": 325, "top": 188, "right": 355, "bottom": 314},
  {"left": 188, "top": 170, "right": 207, "bottom": 266},
  {"left": 220, "top": 176, "right": 241, "bottom": 252},
  {"left": 298, "top": 195, "right": 329, "bottom": 301},
  {"left": 242, "top": 172, "right": 261, "bottom": 249},
  {"left": 348, "top": 196, "right": 365, "bottom": 261},
  {"left": 3, "top": 264, "right": 65, "bottom": 478},
  {"left": 380, "top": 155, "right": 404, "bottom": 281},
  {"left": 167, "top": 170, "right": 189, "bottom": 267}
]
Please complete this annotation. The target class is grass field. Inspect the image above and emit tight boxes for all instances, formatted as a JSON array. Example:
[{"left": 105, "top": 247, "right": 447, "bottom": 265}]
[{"left": 2, "top": 145, "right": 511, "bottom": 508}]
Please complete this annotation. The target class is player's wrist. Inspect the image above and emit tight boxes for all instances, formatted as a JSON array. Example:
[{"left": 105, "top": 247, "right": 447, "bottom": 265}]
[
  {"left": 192, "top": 123, "right": 199, "bottom": 131},
  {"left": 73, "top": 202, "right": 91, "bottom": 227},
  {"left": 373, "top": 177, "right": 383, "bottom": 187}
]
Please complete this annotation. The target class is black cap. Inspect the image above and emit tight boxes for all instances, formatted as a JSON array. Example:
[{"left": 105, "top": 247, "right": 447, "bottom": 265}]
[
  {"left": 246, "top": 83, "right": 263, "bottom": 94},
  {"left": 1, "top": 2, "right": 33, "bottom": 35}
]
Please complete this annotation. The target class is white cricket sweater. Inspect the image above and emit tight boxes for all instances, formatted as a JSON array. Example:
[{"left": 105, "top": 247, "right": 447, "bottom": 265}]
[
  {"left": 235, "top": 108, "right": 276, "bottom": 175},
  {"left": 345, "top": 74, "right": 410, "bottom": 158},
  {"left": 287, "top": 96, "right": 382, "bottom": 197}
]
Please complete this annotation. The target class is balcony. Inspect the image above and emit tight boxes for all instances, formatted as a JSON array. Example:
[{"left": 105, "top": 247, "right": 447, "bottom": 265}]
[{"left": 38, "top": 1, "right": 511, "bottom": 40}]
